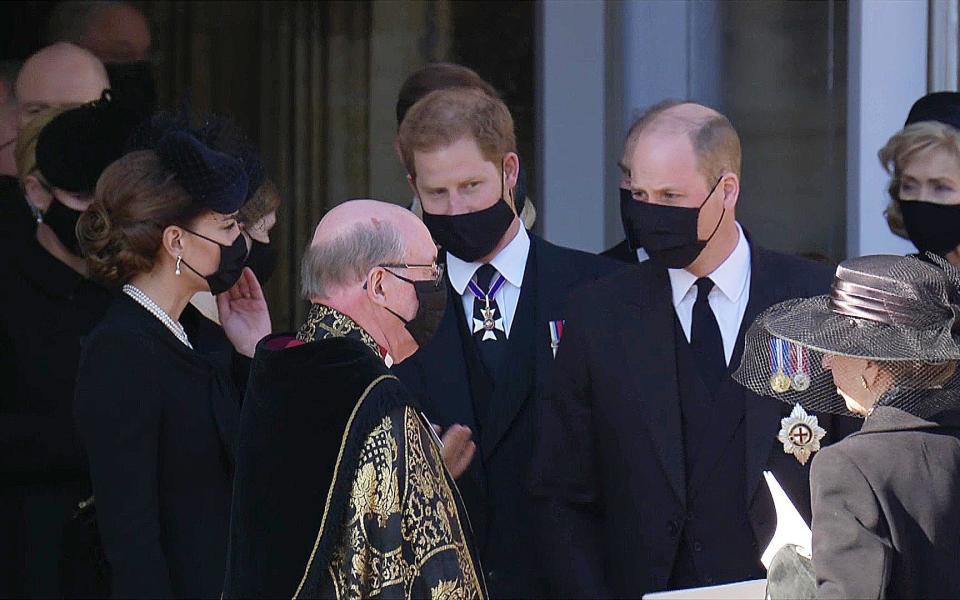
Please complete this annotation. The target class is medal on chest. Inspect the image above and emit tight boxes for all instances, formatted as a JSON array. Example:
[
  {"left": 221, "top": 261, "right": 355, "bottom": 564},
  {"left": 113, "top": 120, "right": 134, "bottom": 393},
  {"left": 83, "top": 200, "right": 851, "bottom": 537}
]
[
  {"left": 769, "top": 338, "right": 811, "bottom": 393},
  {"left": 790, "top": 342, "right": 811, "bottom": 391},
  {"left": 468, "top": 273, "right": 507, "bottom": 341},
  {"left": 548, "top": 319, "right": 565, "bottom": 358},
  {"left": 777, "top": 404, "right": 826, "bottom": 465}
]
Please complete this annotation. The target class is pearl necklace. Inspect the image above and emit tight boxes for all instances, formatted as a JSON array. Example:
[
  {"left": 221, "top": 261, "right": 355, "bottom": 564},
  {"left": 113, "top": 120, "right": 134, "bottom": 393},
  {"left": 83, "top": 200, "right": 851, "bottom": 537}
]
[{"left": 122, "top": 284, "right": 193, "bottom": 349}]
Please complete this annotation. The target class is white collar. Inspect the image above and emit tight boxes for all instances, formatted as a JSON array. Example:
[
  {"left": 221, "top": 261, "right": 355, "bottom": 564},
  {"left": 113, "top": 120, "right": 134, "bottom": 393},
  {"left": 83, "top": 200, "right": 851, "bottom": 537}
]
[
  {"left": 667, "top": 222, "right": 751, "bottom": 307},
  {"left": 446, "top": 223, "right": 530, "bottom": 294}
]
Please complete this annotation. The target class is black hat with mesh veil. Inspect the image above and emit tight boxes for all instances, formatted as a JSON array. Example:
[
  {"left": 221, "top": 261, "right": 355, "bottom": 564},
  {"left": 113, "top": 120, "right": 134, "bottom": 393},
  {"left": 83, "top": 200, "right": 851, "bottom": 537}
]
[{"left": 733, "top": 254, "right": 960, "bottom": 418}]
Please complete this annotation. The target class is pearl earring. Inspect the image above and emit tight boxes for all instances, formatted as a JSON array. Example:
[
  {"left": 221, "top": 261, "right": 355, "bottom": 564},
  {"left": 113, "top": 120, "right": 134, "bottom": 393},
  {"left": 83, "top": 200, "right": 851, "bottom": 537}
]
[{"left": 175, "top": 255, "right": 182, "bottom": 276}]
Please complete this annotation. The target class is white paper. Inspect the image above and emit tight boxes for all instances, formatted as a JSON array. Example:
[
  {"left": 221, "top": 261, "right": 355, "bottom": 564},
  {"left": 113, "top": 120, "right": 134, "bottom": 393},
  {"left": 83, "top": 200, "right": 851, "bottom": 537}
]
[
  {"left": 760, "top": 470, "right": 812, "bottom": 569},
  {"left": 643, "top": 578, "right": 767, "bottom": 599}
]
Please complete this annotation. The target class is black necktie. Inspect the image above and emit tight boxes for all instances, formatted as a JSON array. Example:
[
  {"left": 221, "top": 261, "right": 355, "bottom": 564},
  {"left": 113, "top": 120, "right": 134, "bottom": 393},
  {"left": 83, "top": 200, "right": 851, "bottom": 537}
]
[
  {"left": 690, "top": 277, "right": 726, "bottom": 391},
  {"left": 472, "top": 264, "right": 506, "bottom": 377}
]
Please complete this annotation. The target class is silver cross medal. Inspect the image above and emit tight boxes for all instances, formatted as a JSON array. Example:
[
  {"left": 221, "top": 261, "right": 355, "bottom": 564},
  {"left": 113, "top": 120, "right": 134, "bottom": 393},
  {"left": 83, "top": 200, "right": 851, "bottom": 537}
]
[{"left": 473, "top": 298, "right": 504, "bottom": 341}]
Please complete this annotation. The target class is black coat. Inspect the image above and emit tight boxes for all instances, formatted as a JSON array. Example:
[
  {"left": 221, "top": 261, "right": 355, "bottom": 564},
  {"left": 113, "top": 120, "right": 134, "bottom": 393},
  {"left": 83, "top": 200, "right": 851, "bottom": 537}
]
[
  {"left": 601, "top": 239, "right": 636, "bottom": 264},
  {"left": 74, "top": 295, "right": 243, "bottom": 598},
  {"left": 224, "top": 331, "right": 484, "bottom": 599},
  {"left": 811, "top": 406, "right": 960, "bottom": 599},
  {"left": 393, "top": 234, "right": 621, "bottom": 597},
  {"left": 0, "top": 186, "right": 112, "bottom": 597},
  {"left": 530, "top": 245, "right": 856, "bottom": 598},
  {"left": 0, "top": 175, "right": 32, "bottom": 259}
]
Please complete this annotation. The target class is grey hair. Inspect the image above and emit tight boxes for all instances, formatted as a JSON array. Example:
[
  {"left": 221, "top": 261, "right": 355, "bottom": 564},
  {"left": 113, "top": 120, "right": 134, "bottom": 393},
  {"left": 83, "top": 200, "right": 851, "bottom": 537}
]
[
  {"left": 44, "top": 1, "right": 125, "bottom": 45},
  {"left": 301, "top": 219, "right": 406, "bottom": 300}
]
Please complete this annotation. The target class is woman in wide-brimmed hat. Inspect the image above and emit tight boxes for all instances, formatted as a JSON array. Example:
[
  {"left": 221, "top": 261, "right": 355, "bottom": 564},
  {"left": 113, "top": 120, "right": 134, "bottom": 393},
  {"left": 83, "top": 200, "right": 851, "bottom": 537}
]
[{"left": 734, "top": 253, "right": 960, "bottom": 599}]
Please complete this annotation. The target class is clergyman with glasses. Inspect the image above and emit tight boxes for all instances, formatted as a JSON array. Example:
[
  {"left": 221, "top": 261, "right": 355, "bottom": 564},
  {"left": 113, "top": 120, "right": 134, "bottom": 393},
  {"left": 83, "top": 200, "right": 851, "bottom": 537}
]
[{"left": 222, "top": 199, "right": 486, "bottom": 599}]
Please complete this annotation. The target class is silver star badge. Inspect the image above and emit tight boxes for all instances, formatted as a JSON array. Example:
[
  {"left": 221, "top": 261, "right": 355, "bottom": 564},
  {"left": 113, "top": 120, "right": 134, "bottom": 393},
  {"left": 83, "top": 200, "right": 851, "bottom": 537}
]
[
  {"left": 777, "top": 404, "right": 826, "bottom": 465},
  {"left": 473, "top": 305, "right": 504, "bottom": 341}
]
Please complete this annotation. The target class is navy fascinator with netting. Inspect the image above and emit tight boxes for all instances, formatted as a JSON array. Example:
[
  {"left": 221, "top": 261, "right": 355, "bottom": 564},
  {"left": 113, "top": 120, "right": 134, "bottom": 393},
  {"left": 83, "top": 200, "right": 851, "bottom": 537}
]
[{"left": 157, "top": 130, "right": 249, "bottom": 214}]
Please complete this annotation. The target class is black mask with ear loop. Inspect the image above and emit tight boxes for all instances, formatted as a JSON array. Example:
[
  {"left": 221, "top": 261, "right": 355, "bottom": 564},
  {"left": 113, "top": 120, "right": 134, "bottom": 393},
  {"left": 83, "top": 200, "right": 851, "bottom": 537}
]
[
  {"left": 245, "top": 239, "right": 279, "bottom": 284},
  {"left": 420, "top": 158, "right": 517, "bottom": 263},
  {"left": 620, "top": 177, "right": 725, "bottom": 269},
  {"left": 367, "top": 269, "right": 448, "bottom": 348},
  {"left": 179, "top": 228, "right": 249, "bottom": 294},
  {"left": 897, "top": 198, "right": 960, "bottom": 256},
  {"left": 35, "top": 180, "right": 85, "bottom": 255}
]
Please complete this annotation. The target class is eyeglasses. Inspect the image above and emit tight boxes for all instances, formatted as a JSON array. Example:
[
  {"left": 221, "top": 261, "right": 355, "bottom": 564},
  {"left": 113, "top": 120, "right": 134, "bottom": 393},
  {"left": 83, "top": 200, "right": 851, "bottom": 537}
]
[{"left": 379, "top": 262, "right": 445, "bottom": 288}]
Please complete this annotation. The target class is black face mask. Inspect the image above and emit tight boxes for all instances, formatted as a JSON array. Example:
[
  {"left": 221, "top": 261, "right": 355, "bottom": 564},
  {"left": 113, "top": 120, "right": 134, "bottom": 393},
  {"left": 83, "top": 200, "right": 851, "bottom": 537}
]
[
  {"left": 43, "top": 200, "right": 84, "bottom": 255},
  {"left": 181, "top": 228, "right": 248, "bottom": 295},
  {"left": 898, "top": 198, "right": 960, "bottom": 256},
  {"left": 420, "top": 161, "right": 516, "bottom": 263},
  {"left": 245, "top": 239, "right": 278, "bottom": 285},
  {"left": 105, "top": 61, "right": 159, "bottom": 123},
  {"left": 619, "top": 178, "right": 724, "bottom": 269},
  {"left": 382, "top": 270, "right": 448, "bottom": 348}
]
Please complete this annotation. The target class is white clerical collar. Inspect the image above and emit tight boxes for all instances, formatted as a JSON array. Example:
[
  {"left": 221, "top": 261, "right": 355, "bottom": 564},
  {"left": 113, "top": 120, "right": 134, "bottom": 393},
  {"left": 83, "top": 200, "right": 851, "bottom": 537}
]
[
  {"left": 667, "top": 222, "right": 751, "bottom": 308},
  {"left": 446, "top": 222, "right": 530, "bottom": 294}
]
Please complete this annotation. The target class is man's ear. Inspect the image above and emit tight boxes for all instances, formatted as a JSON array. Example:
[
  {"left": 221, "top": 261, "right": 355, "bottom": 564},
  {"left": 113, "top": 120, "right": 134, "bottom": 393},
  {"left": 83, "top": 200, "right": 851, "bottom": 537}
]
[
  {"left": 406, "top": 174, "right": 419, "bottom": 200},
  {"left": 24, "top": 175, "right": 53, "bottom": 212},
  {"left": 365, "top": 267, "right": 388, "bottom": 307},
  {"left": 504, "top": 152, "right": 520, "bottom": 185},
  {"left": 503, "top": 152, "right": 520, "bottom": 208},
  {"left": 720, "top": 172, "right": 741, "bottom": 210}
]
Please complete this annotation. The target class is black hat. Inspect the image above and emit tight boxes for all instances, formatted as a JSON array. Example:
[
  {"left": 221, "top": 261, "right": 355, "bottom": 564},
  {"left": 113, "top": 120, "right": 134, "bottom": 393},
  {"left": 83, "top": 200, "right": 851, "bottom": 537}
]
[
  {"left": 36, "top": 91, "right": 138, "bottom": 194},
  {"left": 905, "top": 92, "right": 960, "bottom": 130},
  {"left": 157, "top": 130, "right": 249, "bottom": 214},
  {"left": 129, "top": 110, "right": 264, "bottom": 202},
  {"left": 198, "top": 116, "right": 265, "bottom": 196}
]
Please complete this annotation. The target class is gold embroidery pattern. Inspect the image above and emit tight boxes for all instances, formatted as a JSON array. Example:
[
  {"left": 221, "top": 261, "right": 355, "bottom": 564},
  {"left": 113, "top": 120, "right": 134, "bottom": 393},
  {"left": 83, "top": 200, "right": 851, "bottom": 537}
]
[
  {"left": 323, "top": 407, "right": 483, "bottom": 599},
  {"left": 297, "top": 304, "right": 379, "bottom": 355},
  {"left": 402, "top": 408, "right": 483, "bottom": 599},
  {"left": 292, "top": 375, "right": 398, "bottom": 599}
]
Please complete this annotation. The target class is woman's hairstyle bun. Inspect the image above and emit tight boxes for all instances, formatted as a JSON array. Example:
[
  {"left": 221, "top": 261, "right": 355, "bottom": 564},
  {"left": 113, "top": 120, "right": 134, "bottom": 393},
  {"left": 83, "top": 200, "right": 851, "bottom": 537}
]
[{"left": 78, "top": 150, "right": 203, "bottom": 287}]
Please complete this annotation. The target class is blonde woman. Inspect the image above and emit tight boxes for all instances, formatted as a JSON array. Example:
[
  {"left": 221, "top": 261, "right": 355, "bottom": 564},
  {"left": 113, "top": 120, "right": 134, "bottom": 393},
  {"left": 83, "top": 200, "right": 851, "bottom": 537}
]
[
  {"left": 880, "top": 92, "right": 960, "bottom": 265},
  {"left": 0, "top": 96, "right": 130, "bottom": 597}
]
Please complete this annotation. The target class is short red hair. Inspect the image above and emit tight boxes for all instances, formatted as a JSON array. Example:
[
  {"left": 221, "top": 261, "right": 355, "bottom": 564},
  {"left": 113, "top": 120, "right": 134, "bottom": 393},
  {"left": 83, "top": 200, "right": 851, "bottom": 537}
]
[{"left": 396, "top": 87, "right": 516, "bottom": 179}]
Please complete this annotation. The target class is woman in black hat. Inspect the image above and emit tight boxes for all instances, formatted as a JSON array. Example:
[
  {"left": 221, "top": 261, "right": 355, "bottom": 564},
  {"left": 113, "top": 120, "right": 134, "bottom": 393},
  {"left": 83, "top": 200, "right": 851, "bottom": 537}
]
[
  {"left": 127, "top": 112, "right": 282, "bottom": 357},
  {"left": 0, "top": 95, "right": 131, "bottom": 597},
  {"left": 74, "top": 131, "right": 271, "bottom": 598},
  {"left": 880, "top": 92, "right": 960, "bottom": 266},
  {"left": 735, "top": 254, "right": 960, "bottom": 598}
]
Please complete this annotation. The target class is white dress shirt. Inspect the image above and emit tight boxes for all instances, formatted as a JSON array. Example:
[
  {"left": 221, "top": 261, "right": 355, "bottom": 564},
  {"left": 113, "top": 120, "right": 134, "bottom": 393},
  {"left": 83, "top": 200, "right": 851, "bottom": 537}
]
[
  {"left": 641, "top": 222, "right": 751, "bottom": 365},
  {"left": 446, "top": 226, "right": 530, "bottom": 338}
]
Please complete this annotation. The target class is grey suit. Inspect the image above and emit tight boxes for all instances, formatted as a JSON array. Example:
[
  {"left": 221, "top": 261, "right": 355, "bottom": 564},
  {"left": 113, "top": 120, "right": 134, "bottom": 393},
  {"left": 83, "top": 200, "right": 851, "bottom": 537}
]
[{"left": 811, "top": 406, "right": 960, "bottom": 599}]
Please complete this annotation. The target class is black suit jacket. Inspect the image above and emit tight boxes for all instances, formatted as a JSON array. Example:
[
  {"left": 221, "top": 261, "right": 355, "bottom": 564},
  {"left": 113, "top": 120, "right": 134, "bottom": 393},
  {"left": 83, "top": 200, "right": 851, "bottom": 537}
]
[
  {"left": 531, "top": 244, "right": 855, "bottom": 598},
  {"left": 811, "top": 406, "right": 960, "bottom": 599},
  {"left": 601, "top": 239, "right": 636, "bottom": 264},
  {"left": 393, "top": 234, "right": 620, "bottom": 597},
  {"left": 74, "top": 296, "right": 243, "bottom": 598}
]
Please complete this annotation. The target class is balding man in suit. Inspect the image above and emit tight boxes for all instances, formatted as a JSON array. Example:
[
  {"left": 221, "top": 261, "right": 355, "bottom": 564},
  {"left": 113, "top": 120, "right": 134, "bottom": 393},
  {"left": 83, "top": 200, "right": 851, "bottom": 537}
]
[{"left": 532, "top": 101, "right": 853, "bottom": 597}]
